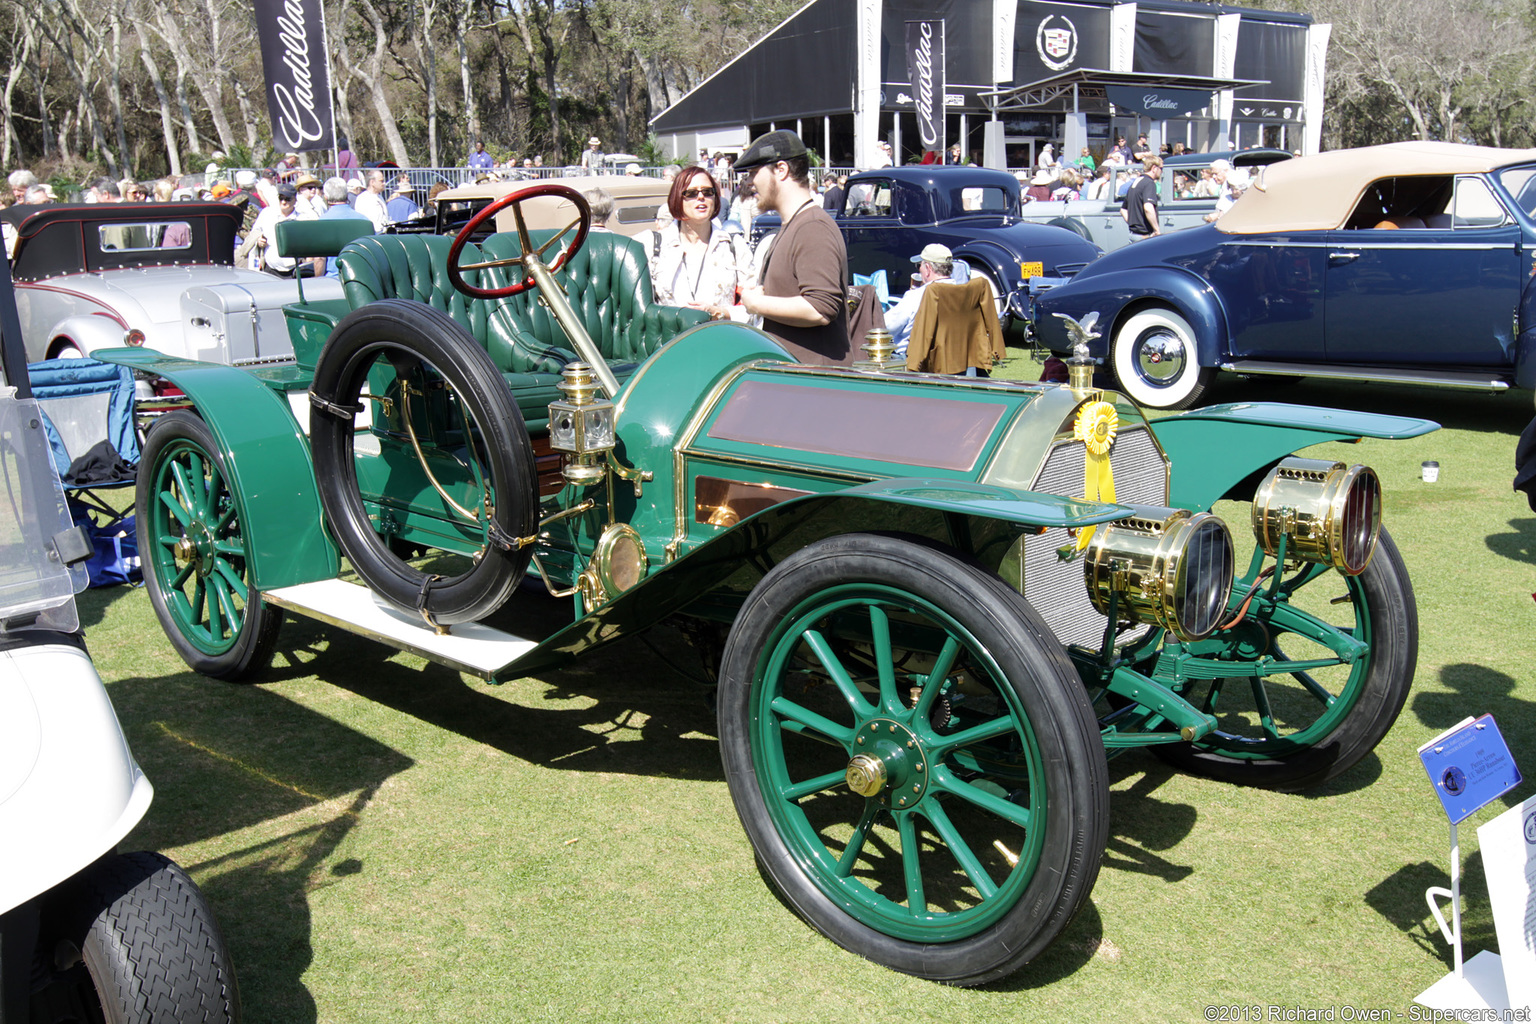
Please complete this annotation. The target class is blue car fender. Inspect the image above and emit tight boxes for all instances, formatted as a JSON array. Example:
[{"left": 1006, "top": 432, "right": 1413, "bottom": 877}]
[
  {"left": 949, "top": 238, "right": 1021, "bottom": 291},
  {"left": 1040, "top": 265, "right": 1229, "bottom": 368}
]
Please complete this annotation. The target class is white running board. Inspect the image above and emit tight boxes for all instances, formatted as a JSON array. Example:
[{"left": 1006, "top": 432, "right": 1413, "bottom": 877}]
[{"left": 262, "top": 578, "right": 537, "bottom": 680}]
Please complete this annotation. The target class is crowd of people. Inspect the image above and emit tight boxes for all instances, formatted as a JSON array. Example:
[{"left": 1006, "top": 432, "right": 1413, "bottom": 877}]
[{"left": 3, "top": 126, "right": 1251, "bottom": 368}]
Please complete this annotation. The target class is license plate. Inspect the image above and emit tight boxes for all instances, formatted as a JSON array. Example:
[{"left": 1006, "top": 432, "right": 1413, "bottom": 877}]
[{"left": 1020, "top": 261, "right": 1043, "bottom": 280}]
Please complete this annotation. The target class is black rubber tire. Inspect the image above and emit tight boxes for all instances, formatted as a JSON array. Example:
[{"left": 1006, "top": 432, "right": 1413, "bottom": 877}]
[
  {"left": 717, "top": 533, "right": 1108, "bottom": 986},
  {"left": 55, "top": 852, "right": 240, "bottom": 1023},
  {"left": 137, "top": 411, "right": 283, "bottom": 681},
  {"left": 1154, "top": 529, "right": 1418, "bottom": 790},
  {"left": 1046, "top": 216, "right": 1093, "bottom": 241},
  {"left": 310, "top": 299, "right": 538, "bottom": 625},
  {"left": 1110, "top": 306, "right": 1211, "bottom": 409}
]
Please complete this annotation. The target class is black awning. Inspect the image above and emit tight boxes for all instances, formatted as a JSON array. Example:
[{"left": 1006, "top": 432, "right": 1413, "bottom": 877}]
[
  {"left": 980, "top": 68, "right": 1266, "bottom": 114},
  {"left": 651, "top": 0, "right": 857, "bottom": 133}
]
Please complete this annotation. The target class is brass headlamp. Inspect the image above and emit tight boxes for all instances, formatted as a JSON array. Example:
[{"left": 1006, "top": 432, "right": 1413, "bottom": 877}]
[
  {"left": 1085, "top": 506, "right": 1234, "bottom": 642},
  {"left": 1252, "top": 458, "right": 1380, "bottom": 576},
  {"left": 548, "top": 362, "right": 616, "bottom": 486}
]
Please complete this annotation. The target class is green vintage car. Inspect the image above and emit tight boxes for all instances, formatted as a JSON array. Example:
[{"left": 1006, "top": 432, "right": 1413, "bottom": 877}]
[{"left": 104, "top": 184, "right": 1435, "bottom": 987}]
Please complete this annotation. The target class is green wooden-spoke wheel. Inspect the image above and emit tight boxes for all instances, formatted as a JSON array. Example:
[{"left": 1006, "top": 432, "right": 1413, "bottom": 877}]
[
  {"left": 1154, "top": 527, "right": 1417, "bottom": 790},
  {"left": 718, "top": 534, "right": 1108, "bottom": 986},
  {"left": 137, "top": 411, "right": 282, "bottom": 681}
]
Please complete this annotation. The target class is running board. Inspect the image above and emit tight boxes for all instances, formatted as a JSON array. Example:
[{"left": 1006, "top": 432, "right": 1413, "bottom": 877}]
[
  {"left": 262, "top": 579, "right": 537, "bottom": 680},
  {"left": 1220, "top": 360, "right": 1511, "bottom": 392}
]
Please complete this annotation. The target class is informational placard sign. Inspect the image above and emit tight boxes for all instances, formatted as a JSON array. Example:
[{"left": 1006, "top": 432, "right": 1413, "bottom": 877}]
[
  {"left": 1477, "top": 796, "right": 1536, "bottom": 1014},
  {"left": 1419, "top": 715, "right": 1522, "bottom": 824}
]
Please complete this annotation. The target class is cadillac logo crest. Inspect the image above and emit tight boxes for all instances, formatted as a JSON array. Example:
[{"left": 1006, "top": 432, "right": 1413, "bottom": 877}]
[{"left": 1036, "top": 15, "right": 1078, "bottom": 71}]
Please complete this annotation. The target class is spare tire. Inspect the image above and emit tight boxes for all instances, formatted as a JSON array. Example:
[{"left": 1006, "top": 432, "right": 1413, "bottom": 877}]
[
  {"left": 1046, "top": 216, "right": 1093, "bottom": 241},
  {"left": 309, "top": 299, "right": 538, "bottom": 626}
]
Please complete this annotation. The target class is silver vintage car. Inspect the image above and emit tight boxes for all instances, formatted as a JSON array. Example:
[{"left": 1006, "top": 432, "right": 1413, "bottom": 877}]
[
  {"left": 1017, "top": 149, "right": 1292, "bottom": 252},
  {"left": 6, "top": 201, "right": 343, "bottom": 366}
]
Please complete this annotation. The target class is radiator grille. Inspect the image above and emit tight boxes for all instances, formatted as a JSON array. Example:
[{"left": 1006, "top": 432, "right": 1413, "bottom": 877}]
[{"left": 1025, "top": 426, "right": 1168, "bottom": 648}]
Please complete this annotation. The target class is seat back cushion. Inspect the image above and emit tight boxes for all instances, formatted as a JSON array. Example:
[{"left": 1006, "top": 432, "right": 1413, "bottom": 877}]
[{"left": 479, "top": 230, "right": 707, "bottom": 364}]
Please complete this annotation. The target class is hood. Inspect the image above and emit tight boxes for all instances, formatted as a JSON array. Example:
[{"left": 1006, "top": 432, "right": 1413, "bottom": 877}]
[{"left": 44, "top": 265, "right": 266, "bottom": 329}]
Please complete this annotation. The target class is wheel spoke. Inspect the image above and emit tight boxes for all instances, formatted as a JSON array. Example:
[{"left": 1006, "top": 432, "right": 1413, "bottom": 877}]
[
  {"left": 186, "top": 453, "right": 209, "bottom": 514},
  {"left": 867, "top": 604, "right": 901, "bottom": 714},
  {"left": 205, "top": 577, "right": 227, "bottom": 638},
  {"left": 935, "top": 769, "right": 1033, "bottom": 830},
  {"left": 924, "top": 799, "right": 998, "bottom": 899},
  {"left": 209, "top": 573, "right": 241, "bottom": 635},
  {"left": 780, "top": 768, "right": 851, "bottom": 801},
  {"left": 835, "top": 802, "right": 880, "bottom": 878},
  {"left": 1272, "top": 646, "right": 1338, "bottom": 706},
  {"left": 171, "top": 561, "right": 195, "bottom": 588},
  {"left": 896, "top": 813, "right": 926, "bottom": 914},
  {"left": 213, "top": 557, "right": 249, "bottom": 602},
  {"left": 192, "top": 577, "right": 209, "bottom": 631},
  {"left": 770, "top": 696, "right": 855, "bottom": 745},
  {"left": 912, "top": 637, "right": 959, "bottom": 723},
  {"left": 925, "top": 715, "right": 1017, "bottom": 760},
  {"left": 1249, "top": 677, "right": 1280, "bottom": 740},
  {"left": 158, "top": 487, "right": 191, "bottom": 528},
  {"left": 803, "top": 628, "right": 876, "bottom": 717}
]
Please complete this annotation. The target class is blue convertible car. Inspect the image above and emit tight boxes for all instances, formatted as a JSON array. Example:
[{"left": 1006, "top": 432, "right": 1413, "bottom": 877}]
[{"left": 1033, "top": 141, "right": 1536, "bottom": 408}]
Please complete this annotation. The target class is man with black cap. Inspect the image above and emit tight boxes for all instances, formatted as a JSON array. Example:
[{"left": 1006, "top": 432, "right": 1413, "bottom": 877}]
[{"left": 737, "top": 130, "right": 850, "bottom": 365}]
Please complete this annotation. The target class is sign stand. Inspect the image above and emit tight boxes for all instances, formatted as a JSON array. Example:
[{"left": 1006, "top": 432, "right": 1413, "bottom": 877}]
[{"left": 1413, "top": 714, "right": 1522, "bottom": 1013}]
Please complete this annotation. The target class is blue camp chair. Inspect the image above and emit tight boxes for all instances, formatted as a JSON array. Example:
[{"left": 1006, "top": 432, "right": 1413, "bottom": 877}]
[{"left": 29, "top": 358, "right": 139, "bottom": 531}]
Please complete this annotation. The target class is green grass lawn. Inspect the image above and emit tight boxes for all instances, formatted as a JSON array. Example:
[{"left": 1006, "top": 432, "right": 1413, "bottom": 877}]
[{"left": 86, "top": 368, "right": 1536, "bottom": 1022}]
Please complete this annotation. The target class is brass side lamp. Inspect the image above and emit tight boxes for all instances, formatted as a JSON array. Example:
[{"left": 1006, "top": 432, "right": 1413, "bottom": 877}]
[{"left": 548, "top": 362, "right": 616, "bottom": 486}]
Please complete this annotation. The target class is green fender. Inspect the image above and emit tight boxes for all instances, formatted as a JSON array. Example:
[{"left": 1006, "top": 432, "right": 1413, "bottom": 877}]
[
  {"left": 506, "top": 479, "right": 1130, "bottom": 677},
  {"left": 94, "top": 347, "right": 340, "bottom": 588},
  {"left": 1150, "top": 402, "right": 1439, "bottom": 511}
]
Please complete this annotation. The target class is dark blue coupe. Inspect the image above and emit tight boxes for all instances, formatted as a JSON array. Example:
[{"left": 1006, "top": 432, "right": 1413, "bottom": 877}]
[
  {"left": 1032, "top": 141, "right": 1536, "bottom": 408},
  {"left": 753, "top": 166, "right": 1102, "bottom": 329}
]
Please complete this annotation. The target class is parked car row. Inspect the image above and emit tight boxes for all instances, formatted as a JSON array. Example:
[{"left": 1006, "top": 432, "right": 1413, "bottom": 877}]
[{"left": 13, "top": 142, "right": 1536, "bottom": 417}]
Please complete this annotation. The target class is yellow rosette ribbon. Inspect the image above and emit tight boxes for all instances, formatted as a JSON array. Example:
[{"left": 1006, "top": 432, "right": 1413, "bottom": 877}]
[{"left": 1074, "top": 401, "right": 1118, "bottom": 551}]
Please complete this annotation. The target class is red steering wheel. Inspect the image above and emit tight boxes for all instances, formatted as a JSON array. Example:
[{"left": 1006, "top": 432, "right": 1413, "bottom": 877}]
[{"left": 446, "top": 182, "right": 591, "bottom": 300}]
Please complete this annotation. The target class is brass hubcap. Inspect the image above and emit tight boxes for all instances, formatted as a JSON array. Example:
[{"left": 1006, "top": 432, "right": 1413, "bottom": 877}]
[
  {"left": 845, "top": 754, "right": 886, "bottom": 797},
  {"left": 846, "top": 718, "right": 929, "bottom": 808},
  {"left": 173, "top": 524, "right": 214, "bottom": 577}
]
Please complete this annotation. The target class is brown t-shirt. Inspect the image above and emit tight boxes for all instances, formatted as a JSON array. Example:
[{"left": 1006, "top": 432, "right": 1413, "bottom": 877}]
[{"left": 760, "top": 204, "right": 850, "bottom": 365}]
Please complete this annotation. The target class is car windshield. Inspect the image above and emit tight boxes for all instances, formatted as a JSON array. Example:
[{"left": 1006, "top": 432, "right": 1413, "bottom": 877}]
[{"left": 1495, "top": 164, "right": 1536, "bottom": 219}]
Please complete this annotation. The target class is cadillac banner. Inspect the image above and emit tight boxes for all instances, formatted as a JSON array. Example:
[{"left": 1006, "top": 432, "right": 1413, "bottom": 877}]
[
  {"left": 904, "top": 20, "right": 945, "bottom": 155},
  {"left": 254, "top": 0, "right": 335, "bottom": 153}
]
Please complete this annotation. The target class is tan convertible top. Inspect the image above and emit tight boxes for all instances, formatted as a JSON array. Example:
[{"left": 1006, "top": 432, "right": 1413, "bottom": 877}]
[{"left": 1217, "top": 141, "right": 1536, "bottom": 234}]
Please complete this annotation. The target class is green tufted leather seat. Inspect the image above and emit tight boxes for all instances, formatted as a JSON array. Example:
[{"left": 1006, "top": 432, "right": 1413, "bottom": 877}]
[{"left": 332, "top": 231, "right": 707, "bottom": 430}]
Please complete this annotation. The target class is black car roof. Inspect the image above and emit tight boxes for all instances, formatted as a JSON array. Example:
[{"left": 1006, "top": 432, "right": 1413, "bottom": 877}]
[
  {"left": 10, "top": 202, "right": 243, "bottom": 282},
  {"left": 849, "top": 165, "right": 1022, "bottom": 190}
]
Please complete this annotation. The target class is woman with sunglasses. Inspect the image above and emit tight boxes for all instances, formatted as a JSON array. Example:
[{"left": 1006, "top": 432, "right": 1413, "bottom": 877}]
[{"left": 645, "top": 165, "right": 751, "bottom": 322}]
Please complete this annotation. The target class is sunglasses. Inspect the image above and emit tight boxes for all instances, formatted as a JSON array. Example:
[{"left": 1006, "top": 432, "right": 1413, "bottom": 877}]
[{"left": 680, "top": 187, "right": 716, "bottom": 200}]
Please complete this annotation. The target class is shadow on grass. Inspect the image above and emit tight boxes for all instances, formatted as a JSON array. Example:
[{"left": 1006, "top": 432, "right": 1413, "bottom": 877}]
[
  {"left": 263, "top": 595, "right": 725, "bottom": 784},
  {"left": 110, "top": 670, "right": 414, "bottom": 1024},
  {"left": 981, "top": 900, "right": 1105, "bottom": 991},
  {"left": 1103, "top": 753, "right": 1198, "bottom": 881},
  {"left": 1414, "top": 664, "right": 1536, "bottom": 757},
  {"left": 1365, "top": 853, "right": 1495, "bottom": 970},
  {"left": 1486, "top": 517, "right": 1536, "bottom": 566}
]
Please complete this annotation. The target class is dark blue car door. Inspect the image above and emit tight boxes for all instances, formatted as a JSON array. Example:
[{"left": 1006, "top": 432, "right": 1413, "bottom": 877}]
[
  {"left": 839, "top": 178, "right": 928, "bottom": 296},
  {"left": 1199, "top": 234, "right": 1328, "bottom": 360},
  {"left": 1324, "top": 175, "right": 1520, "bottom": 367}
]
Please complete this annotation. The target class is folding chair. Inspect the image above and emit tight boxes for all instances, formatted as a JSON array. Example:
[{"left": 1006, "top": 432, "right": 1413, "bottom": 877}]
[{"left": 28, "top": 357, "right": 140, "bottom": 531}]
